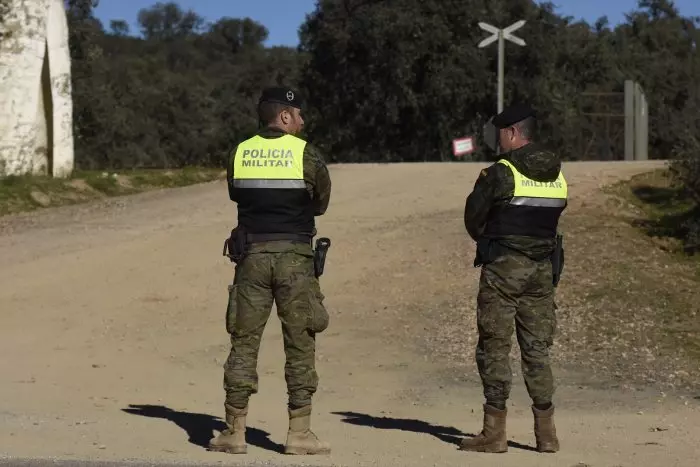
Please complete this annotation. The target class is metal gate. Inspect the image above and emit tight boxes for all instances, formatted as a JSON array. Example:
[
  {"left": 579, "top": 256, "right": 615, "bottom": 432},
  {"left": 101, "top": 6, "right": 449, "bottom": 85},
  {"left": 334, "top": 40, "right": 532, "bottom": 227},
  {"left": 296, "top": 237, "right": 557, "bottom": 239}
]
[{"left": 575, "top": 80, "right": 648, "bottom": 161}]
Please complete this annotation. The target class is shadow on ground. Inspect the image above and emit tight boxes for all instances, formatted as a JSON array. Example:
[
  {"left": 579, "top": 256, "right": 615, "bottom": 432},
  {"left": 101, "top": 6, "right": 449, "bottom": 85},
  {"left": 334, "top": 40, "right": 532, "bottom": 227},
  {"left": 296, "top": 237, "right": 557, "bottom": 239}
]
[
  {"left": 122, "top": 404, "right": 284, "bottom": 453},
  {"left": 333, "top": 411, "right": 538, "bottom": 452}
]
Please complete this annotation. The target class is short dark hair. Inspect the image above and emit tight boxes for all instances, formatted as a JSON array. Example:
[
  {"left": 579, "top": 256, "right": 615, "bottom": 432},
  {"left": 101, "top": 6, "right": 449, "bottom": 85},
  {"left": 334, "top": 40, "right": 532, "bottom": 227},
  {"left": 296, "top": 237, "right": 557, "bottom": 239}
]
[
  {"left": 258, "top": 101, "right": 294, "bottom": 125},
  {"left": 514, "top": 116, "right": 536, "bottom": 140}
]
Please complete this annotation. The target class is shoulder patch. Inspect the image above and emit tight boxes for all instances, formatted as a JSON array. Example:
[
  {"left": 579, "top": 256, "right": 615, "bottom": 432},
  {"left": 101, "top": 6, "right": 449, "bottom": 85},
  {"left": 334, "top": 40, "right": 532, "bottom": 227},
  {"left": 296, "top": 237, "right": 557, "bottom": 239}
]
[{"left": 480, "top": 169, "right": 488, "bottom": 178}]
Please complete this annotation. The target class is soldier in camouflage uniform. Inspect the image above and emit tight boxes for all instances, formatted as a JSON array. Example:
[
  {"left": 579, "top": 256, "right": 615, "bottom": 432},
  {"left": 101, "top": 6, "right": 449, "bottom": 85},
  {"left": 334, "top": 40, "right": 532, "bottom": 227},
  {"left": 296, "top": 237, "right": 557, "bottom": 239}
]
[
  {"left": 209, "top": 87, "right": 332, "bottom": 456},
  {"left": 460, "top": 103, "right": 567, "bottom": 454}
]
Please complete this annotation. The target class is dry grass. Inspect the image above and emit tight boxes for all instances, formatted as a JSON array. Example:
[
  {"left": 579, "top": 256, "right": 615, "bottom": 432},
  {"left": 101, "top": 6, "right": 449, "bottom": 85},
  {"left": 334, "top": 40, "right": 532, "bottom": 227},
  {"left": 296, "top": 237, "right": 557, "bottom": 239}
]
[
  {"left": 552, "top": 179, "right": 700, "bottom": 392},
  {"left": 0, "top": 168, "right": 225, "bottom": 217},
  {"left": 361, "top": 168, "right": 700, "bottom": 395}
]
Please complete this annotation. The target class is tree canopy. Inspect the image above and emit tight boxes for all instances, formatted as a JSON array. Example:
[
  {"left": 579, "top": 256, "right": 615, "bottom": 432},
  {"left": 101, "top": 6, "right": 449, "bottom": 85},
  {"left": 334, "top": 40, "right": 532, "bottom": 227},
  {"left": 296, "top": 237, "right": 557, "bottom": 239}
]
[{"left": 63, "top": 0, "right": 700, "bottom": 248}]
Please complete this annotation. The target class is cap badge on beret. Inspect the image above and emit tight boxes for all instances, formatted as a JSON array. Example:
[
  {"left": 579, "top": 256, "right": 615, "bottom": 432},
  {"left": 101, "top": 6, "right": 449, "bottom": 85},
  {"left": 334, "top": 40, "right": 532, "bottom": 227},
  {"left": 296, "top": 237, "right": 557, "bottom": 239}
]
[{"left": 259, "top": 86, "right": 302, "bottom": 109}]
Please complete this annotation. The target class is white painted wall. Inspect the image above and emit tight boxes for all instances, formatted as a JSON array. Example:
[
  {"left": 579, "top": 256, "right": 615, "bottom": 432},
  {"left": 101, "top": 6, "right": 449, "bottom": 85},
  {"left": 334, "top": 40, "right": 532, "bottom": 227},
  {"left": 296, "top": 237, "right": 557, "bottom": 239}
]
[{"left": 0, "top": 0, "right": 74, "bottom": 178}]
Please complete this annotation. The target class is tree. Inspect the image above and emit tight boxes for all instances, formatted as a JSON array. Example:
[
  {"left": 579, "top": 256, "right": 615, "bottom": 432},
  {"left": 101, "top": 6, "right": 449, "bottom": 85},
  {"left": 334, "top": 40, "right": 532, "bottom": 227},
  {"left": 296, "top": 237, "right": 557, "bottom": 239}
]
[
  {"left": 137, "top": 1, "right": 204, "bottom": 40},
  {"left": 109, "top": 20, "right": 130, "bottom": 36},
  {"left": 207, "top": 17, "right": 269, "bottom": 54},
  {"left": 58, "top": 0, "right": 700, "bottom": 250}
]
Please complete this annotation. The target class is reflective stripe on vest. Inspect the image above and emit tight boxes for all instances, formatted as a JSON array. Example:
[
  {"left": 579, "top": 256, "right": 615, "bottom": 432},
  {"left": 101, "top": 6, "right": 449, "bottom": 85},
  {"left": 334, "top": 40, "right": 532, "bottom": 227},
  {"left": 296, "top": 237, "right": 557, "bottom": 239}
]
[
  {"left": 233, "top": 134, "right": 306, "bottom": 188},
  {"left": 497, "top": 159, "right": 567, "bottom": 207}
]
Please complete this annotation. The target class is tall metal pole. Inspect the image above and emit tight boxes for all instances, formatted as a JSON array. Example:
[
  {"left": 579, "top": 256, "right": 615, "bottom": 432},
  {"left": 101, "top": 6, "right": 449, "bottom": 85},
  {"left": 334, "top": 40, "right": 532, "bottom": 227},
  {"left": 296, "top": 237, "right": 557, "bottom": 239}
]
[
  {"left": 497, "top": 31, "right": 504, "bottom": 113},
  {"left": 478, "top": 20, "right": 526, "bottom": 115},
  {"left": 624, "top": 80, "right": 634, "bottom": 161}
]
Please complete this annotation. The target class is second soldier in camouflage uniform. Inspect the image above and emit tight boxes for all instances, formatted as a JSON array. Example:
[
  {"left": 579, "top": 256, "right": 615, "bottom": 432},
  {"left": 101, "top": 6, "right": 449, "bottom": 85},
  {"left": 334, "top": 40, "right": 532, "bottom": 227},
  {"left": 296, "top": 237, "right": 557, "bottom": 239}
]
[
  {"left": 461, "top": 103, "right": 567, "bottom": 454},
  {"left": 209, "top": 87, "right": 332, "bottom": 456}
]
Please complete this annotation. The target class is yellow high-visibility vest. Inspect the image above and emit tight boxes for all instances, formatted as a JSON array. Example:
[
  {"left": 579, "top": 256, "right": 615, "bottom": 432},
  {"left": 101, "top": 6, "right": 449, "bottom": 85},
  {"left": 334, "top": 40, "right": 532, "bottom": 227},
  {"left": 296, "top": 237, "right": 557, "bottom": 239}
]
[
  {"left": 232, "top": 134, "right": 306, "bottom": 189},
  {"left": 497, "top": 159, "right": 568, "bottom": 207}
]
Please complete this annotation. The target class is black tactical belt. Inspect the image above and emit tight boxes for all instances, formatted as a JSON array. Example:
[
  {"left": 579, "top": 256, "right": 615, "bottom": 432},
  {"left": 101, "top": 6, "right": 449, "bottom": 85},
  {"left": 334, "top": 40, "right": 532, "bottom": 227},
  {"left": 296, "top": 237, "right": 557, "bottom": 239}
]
[{"left": 245, "top": 233, "right": 312, "bottom": 244}]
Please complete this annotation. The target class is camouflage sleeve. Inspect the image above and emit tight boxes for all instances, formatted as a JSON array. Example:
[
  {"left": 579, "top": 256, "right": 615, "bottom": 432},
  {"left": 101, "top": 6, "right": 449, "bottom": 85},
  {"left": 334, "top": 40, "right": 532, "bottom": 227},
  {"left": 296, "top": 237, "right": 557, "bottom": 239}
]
[
  {"left": 303, "top": 143, "right": 332, "bottom": 216},
  {"left": 226, "top": 145, "right": 238, "bottom": 202},
  {"left": 464, "top": 163, "right": 513, "bottom": 241}
]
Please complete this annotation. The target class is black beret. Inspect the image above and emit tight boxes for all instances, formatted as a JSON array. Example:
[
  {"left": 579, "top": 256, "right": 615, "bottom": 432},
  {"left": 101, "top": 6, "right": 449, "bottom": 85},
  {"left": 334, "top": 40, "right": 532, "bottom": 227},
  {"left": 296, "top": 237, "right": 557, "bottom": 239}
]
[
  {"left": 258, "top": 87, "right": 302, "bottom": 109},
  {"left": 491, "top": 103, "right": 536, "bottom": 129}
]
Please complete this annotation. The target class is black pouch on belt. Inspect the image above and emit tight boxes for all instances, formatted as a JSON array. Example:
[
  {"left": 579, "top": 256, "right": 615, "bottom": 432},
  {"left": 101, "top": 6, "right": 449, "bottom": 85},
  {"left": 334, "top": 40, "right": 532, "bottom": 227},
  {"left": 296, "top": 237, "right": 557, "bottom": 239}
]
[
  {"left": 223, "top": 226, "right": 248, "bottom": 264},
  {"left": 551, "top": 234, "right": 565, "bottom": 287},
  {"left": 313, "top": 237, "right": 331, "bottom": 278},
  {"left": 473, "top": 237, "right": 503, "bottom": 267}
]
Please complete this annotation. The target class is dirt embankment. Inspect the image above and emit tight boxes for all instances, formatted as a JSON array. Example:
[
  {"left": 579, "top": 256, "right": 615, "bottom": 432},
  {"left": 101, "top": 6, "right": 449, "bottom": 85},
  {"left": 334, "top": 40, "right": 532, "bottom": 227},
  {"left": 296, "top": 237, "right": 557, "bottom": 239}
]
[{"left": 0, "top": 168, "right": 224, "bottom": 217}]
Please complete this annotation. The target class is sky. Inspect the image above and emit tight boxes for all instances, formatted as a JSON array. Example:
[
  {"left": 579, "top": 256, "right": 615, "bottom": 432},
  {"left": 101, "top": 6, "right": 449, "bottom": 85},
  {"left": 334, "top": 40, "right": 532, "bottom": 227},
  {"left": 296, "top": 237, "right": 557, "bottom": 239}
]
[{"left": 94, "top": 0, "right": 700, "bottom": 47}]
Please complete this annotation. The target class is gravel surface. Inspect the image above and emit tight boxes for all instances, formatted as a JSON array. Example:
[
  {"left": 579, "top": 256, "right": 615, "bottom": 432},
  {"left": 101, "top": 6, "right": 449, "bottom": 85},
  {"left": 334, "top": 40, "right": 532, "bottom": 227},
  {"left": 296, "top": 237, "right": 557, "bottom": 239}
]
[{"left": 3, "top": 161, "right": 699, "bottom": 467}]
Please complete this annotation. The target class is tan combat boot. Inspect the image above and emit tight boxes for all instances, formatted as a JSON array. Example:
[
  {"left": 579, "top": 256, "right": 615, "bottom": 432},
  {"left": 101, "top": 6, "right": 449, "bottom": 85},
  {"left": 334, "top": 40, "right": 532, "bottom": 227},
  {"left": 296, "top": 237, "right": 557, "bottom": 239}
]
[
  {"left": 459, "top": 404, "right": 508, "bottom": 453},
  {"left": 532, "top": 404, "right": 559, "bottom": 453},
  {"left": 284, "top": 405, "right": 331, "bottom": 455},
  {"left": 208, "top": 405, "right": 247, "bottom": 454}
]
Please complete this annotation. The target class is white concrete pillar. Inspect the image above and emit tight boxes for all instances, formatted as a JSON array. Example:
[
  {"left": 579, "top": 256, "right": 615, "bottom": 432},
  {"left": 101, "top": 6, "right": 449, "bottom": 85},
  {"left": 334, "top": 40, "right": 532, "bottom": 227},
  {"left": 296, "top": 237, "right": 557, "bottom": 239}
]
[
  {"left": 46, "top": 0, "right": 74, "bottom": 177},
  {"left": 0, "top": 0, "right": 74, "bottom": 177}
]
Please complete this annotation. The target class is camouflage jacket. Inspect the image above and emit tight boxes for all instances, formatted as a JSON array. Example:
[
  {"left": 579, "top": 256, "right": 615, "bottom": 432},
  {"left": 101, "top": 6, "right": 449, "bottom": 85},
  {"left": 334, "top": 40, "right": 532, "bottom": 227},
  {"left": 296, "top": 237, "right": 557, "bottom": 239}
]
[
  {"left": 226, "top": 126, "right": 332, "bottom": 216},
  {"left": 464, "top": 142, "right": 564, "bottom": 258}
]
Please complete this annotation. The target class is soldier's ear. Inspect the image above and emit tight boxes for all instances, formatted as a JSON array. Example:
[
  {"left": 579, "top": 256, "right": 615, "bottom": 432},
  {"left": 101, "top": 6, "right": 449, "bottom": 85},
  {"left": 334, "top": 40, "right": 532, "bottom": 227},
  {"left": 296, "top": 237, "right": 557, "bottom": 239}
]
[
  {"left": 505, "top": 126, "right": 514, "bottom": 140},
  {"left": 279, "top": 109, "right": 289, "bottom": 124}
]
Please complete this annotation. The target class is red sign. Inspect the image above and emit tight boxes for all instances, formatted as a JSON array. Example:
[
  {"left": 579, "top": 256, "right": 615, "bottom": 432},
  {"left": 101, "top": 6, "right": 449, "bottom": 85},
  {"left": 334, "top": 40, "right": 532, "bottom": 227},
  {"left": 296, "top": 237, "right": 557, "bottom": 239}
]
[{"left": 452, "top": 136, "right": 475, "bottom": 157}]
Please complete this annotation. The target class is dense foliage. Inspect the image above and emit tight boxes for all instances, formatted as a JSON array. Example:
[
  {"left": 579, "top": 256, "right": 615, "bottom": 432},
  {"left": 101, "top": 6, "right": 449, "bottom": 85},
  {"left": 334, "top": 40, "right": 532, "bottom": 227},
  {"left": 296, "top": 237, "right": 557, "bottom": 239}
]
[
  {"left": 65, "top": 0, "right": 302, "bottom": 169},
  {"left": 64, "top": 0, "right": 699, "bottom": 250}
]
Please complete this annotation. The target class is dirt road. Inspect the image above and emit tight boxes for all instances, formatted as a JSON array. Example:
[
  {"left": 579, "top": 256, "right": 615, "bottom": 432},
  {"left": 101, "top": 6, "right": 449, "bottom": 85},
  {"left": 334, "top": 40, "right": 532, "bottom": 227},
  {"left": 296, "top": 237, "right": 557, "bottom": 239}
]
[{"left": 2, "top": 160, "right": 698, "bottom": 467}]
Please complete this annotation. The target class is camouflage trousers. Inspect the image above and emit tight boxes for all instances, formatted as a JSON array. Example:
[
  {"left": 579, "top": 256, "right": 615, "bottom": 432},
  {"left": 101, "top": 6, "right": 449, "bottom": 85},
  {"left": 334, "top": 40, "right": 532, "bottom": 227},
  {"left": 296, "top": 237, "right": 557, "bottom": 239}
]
[
  {"left": 475, "top": 251, "right": 557, "bottom": 407},
  {"left": 224, "top": 241, "right": 329, "bottom": 411}
]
